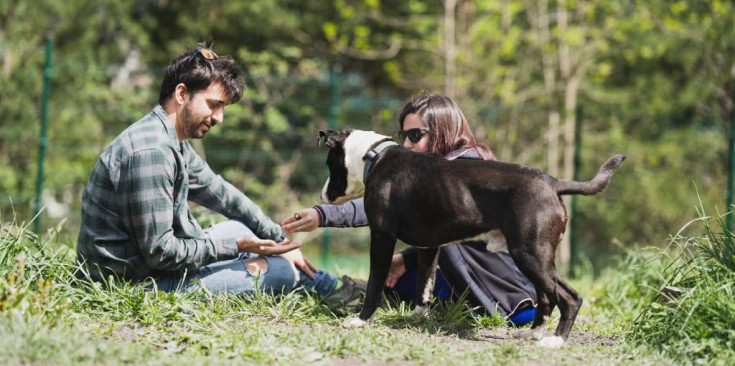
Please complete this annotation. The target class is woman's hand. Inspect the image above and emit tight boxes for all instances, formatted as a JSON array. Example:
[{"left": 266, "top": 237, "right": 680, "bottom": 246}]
[
  {"left": 279, "top": 248, "right": 318, "bottom": 281},
  {"left": 236, "top": 237, "right": 301, "bottom": 255},
  {"left": 385, "top": 253, "right": 407, "bottom": 288},
  {"left": 281, "top": 208, "right": 321, "bottom": 233}
]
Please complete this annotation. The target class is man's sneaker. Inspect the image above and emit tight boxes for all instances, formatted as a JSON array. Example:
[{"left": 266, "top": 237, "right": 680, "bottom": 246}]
[{"left": 323, "top": 275, "right": 366, "bottom": 316}]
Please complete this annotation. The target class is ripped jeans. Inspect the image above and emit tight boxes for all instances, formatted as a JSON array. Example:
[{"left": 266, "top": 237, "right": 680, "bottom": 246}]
[{"left": 153, "top": 220, "right": 338, "bottom": 296}]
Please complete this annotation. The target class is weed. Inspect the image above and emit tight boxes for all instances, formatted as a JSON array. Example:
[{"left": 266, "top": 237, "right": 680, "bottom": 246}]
[
  {"left": 0, "top": 211, "right": 702, "bottom": 365},
  {"left": 630, "top": 205, "right": 735, "bottom": 364}
]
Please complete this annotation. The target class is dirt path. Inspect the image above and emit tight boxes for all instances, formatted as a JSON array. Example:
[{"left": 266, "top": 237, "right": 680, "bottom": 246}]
[{"left": 317, "top": 325, "right": 635, "bottom": 366}]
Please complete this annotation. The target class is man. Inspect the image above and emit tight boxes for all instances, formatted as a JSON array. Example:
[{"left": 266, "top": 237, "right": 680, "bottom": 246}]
[{"left": 77, "top": 42, "right": 340, "bottom": 296}]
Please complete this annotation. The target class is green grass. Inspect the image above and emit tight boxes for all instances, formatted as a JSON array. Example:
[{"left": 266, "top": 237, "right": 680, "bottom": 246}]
[
  {"left": 3, "top": 209, "right": 731, "bottom": 365},
  {"left": 629, "top": 205, "right": 735, "bottom": 364}
]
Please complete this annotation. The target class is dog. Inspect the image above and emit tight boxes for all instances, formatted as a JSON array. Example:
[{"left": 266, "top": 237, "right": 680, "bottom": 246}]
[{"left": 317, "top": 129, "right": 625, "bottom": 348}]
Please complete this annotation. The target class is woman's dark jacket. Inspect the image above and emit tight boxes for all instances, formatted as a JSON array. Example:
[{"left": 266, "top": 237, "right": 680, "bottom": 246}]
[{"left": 314, "top": 150, "right": 537, "bottom": 318}]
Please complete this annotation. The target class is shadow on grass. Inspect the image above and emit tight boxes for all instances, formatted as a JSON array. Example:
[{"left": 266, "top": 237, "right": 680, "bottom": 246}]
[{"left": 372, "top": 292, "right": 508, "bottom": 339}]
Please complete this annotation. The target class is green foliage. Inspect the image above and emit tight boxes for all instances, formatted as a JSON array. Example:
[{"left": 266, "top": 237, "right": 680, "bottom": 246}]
[
  {"left": 0, "top": 255, "right": 70, "bottom": 323},
  {"left": 2, "top": 0, "right": 735, "bottom": 268},
  {"left": 630, "top": 206, "right": 735, "bottom": 363},
  {"left": 0, "top": 216, "right": 523, "bottom": 364},
  {"left": 0, "top": 209, "right": 710, "bottom": 365},
  {"left": 569, "top": 246, "right": 667, "bottom": 337},
  {"left": 576, "top": 124, "right": 728, "bottom": 258}
]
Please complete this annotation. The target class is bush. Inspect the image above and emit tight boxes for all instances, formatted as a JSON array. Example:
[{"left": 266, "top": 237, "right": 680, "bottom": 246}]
[{"left": 630, "top": 207, "right": 735, "bottom": 363}]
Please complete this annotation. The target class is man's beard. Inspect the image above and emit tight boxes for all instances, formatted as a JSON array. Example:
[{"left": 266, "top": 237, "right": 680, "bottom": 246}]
[{"left": 181, "top": 104, "right": 207, "bottom": 139}]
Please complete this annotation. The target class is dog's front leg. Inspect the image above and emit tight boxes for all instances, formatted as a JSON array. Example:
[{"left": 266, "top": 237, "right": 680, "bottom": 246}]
[
  {"left": 414, "top": 247, "right": 440, "bottom": 316},
  {"left": 344, "top": 230, "right": 396, "bottom": 328}
]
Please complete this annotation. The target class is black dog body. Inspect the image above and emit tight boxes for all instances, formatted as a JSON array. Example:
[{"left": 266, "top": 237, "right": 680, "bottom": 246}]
[
  {"left": 318, "top": 129, "right": 625, "bottom": 347},
  {"left": 366, "top": 148, "right": 515, "bottom": 246}
]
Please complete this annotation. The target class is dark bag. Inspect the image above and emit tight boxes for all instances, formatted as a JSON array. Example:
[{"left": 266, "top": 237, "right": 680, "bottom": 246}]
[
  {"left": 441, "top": 242, "right": 536, "bottom": 317},
  {"left": 405, "top": 242, "right": 536, "bottom": 317}
]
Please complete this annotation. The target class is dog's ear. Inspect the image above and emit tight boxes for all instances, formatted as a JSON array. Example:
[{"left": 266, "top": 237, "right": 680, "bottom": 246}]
[
  {"left": 317, "top": 130, "right": 329, "bottom": 146},
  {"left": 317, "top": 130, "right": 341, "bottom": 149}
]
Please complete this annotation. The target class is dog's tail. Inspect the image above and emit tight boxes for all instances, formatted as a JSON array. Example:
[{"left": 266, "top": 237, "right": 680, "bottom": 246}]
[{"left": 553, "top": 155, "right": 626, "bottom": 195}]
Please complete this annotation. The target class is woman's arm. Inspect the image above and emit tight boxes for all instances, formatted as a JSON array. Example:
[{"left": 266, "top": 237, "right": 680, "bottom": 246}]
[
  {"left": 316, "top": 198, "right": 368, "bottom": 227},
  {"left": 282, "top": 198, "right": 368, "bottom": 233}
]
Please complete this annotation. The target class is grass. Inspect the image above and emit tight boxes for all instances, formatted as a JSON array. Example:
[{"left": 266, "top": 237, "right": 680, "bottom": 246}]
[
  {"left": 2, "top": 208, "right": 732, "bottom": 365},
  {"left": 629, "top": 205, "right": 735, "bottom": 364}
]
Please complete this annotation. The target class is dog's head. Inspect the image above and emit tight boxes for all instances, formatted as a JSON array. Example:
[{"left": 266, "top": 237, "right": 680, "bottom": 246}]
[{"left": 317, "top": 129, "right": 392, "bottom": 204}]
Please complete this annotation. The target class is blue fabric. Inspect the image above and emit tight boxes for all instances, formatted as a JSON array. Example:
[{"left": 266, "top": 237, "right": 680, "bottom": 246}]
[
  {"left": 153, "top": 220, "right": 338, "bottom": 296},
  {"left": 508, "top": 306, "right": 536, "bottom": 327},
  {"left": 388, "top": 267, "right": 452, "bottom": 301}
]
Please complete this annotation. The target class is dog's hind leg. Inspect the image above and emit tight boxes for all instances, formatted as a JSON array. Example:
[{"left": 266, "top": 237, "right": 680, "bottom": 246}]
[
  {"left": 413, "top": 247, "right": 440, "bottom": 315},
  {"left": 531, "top": 273, "right": 581, "bottom": 348},
  {"left": 514, "top": 254, "right": 580, "bottom": 348},
  {"left": 506, "top": 231, "right": 564, "bottom": 344},
  {"left": 548, "top": 274, "right": 582, "bottom": 340},
  {"left": 513, "top": 284, "right": 551, "bottom": 341},
  {"left": 504, "top": 228, "right": 555, "bottom": 341},
  {"left": 345, "top": 230, "right": 397, "bottom": 328}
]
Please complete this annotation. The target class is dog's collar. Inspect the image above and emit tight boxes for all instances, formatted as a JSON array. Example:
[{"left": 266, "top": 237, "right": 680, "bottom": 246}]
[{"left": 363, "top": 139, "right": 398, "bottom": 183}]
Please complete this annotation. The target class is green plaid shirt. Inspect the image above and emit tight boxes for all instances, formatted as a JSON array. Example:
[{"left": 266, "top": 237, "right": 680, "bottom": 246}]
[{"left": 77, "top": 105, "right": 285, "bottom": 281}]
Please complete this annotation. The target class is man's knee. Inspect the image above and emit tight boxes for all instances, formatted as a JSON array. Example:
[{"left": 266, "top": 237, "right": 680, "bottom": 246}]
[
  {"left": 244, "top": 257, "right": 269, "bottom": 276},
  {"left": 207, "top": 220, "right": 256, "bottom": 241},
  {"left": 256, "top": 256, "right": 296, "bottom": 294}
]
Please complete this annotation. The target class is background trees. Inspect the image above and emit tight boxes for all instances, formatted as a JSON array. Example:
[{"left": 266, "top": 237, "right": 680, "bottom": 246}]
[{"left": 1, "top": 0, "right": 733, "bottom": 271}]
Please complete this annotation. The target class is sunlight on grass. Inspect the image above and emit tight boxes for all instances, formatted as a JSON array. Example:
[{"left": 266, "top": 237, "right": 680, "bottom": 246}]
[
  {"left": 3, "top": 207, "right": 731, "bottom": 364},
  {"left": 630, "top": 204, "right": 735, "bottom": 363}
]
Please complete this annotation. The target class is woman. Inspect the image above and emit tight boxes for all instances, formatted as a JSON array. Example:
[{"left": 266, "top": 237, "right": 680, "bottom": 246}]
[{"left": 282, "top": 95, "right": 537, "bottom": 325}]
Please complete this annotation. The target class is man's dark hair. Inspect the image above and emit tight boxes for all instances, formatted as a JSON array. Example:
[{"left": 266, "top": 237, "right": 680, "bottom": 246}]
[{"left": 158, "top": 41, "right": 245, "bottom": 105}]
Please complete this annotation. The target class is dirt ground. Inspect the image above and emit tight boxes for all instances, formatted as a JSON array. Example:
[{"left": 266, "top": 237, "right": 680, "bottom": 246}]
[
  {"left": 324, "top": 326, "right": 628, "bottom": 366},
  {"left": 102, "top": 317, "right": 636, "bottom": 365}
]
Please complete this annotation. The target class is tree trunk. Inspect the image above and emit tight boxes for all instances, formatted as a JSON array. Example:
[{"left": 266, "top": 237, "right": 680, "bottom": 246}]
[
  {"left": 444, "top": 0, "right": 457, "bottom": 98},
  {"left": 557, "top": 0, "right": 572, "bottom": 275},
  {"left": 2, "top": 47, "right": 10, "bottom": 77},
  {"left": 534, "top": 0, "right": 560, "bottom": 177}
]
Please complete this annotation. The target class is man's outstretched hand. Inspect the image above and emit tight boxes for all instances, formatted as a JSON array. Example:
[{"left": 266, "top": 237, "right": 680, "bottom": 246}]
[
  {"left": 236, "top": 237, "right": 301, "bottom": 256},
  {"left": 236, "top": 237, "right": 318, "bottom": 281}
]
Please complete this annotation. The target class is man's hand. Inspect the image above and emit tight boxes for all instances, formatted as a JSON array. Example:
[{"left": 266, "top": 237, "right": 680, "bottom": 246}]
[
  {"left": 236, "top": 237, "right": 301, "bottom": 255},
  {"left": 385, "top": 253, "right": 407, "bottom": 288},
  {"left": 279, "top": 248, "right": 318, "bottom": 281},
  {"left": 281, "top": 208, "right": 320, "bottom": 233}
]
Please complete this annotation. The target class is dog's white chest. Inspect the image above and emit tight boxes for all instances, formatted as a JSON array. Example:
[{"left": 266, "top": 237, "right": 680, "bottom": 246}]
[
  {"left": 484, "top": 229, "right": 508, "bottom": 252},
  {"left": 436, "top": 229, "right": 507, "bottom": 252}
]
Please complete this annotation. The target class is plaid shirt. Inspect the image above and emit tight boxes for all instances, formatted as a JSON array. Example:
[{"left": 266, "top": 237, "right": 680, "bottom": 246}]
[{"left": 77, "top": 105, "right": 285, "bottom": 281}]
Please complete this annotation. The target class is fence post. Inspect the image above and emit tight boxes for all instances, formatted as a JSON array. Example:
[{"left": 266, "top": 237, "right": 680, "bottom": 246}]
[
  {"left": 34, "top": 35, "right": 53, "bottom": 234},
  {"left": 728, "top": 77, "right": 735, "bottom": 233},
  {"left": 322, "top": 63, "right": 342, "bottom": 266}
]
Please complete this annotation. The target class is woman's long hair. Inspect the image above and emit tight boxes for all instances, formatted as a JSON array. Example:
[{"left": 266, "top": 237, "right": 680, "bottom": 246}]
[{"left": 398, "top": 94, "right": 495, "bottom": 160}]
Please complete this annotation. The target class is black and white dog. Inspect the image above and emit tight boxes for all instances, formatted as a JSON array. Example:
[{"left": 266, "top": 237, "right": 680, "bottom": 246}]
[{"left": 317, "top": 129, "right": 625, "bottom": 348}]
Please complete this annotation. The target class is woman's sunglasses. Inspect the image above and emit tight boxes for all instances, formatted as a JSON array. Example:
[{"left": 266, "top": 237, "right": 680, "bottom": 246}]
[{"left": 398, "top": 127, "right": 430, "bottom": 144}]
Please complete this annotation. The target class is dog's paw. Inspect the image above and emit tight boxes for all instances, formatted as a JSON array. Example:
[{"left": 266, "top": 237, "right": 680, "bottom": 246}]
[
  {"left": 413, "top": 305, "right": 429, "bottom": 317},
  {"left": 343, "top": 317, "right": 367, "bottom": 328},
  {"left": 537, "top": 336, "right": 566, "bottom": 348},
  {"left": 512, "top": 328, "right": 544, "bottom": 340},
  {"left": 512, "top": 329, "right": 533, "bottom": 339}
]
